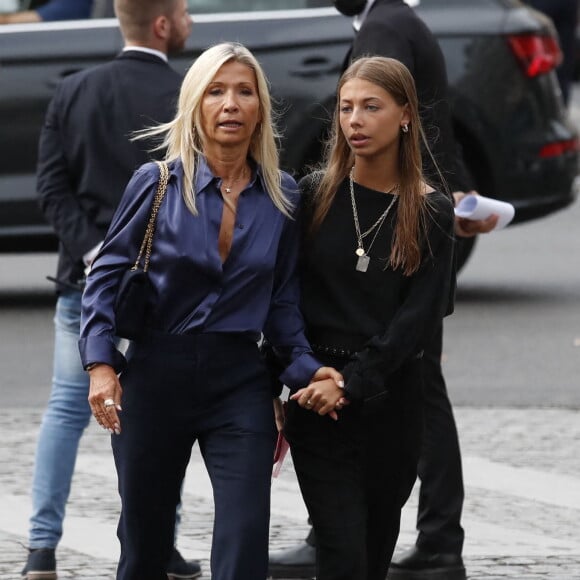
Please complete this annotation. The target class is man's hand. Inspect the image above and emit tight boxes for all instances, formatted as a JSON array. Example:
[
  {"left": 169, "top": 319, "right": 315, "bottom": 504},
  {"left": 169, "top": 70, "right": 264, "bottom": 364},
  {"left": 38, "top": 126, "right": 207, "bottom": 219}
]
[
  {"left": 453, "top": 191, "right": 499, "bottom": 238},
  {"left": 0, "top": 10, "right": 42, "bottom": 25}
]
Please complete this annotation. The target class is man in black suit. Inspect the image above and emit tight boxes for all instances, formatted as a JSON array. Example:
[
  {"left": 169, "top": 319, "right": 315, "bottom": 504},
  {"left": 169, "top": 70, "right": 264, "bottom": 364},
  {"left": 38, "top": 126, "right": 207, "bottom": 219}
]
[
  {"left": 269, "top": 1, "right": 497, "bottom": 579},
  {"left": 23, "top": 1, "right": 201, "bottom": 579}
]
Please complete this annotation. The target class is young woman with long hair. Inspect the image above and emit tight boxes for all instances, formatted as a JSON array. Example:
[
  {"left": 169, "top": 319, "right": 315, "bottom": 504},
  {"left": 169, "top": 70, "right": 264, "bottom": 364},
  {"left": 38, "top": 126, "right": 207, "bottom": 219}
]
[{"left": 283, "top": 56, "right": 455, "bottom": 580}]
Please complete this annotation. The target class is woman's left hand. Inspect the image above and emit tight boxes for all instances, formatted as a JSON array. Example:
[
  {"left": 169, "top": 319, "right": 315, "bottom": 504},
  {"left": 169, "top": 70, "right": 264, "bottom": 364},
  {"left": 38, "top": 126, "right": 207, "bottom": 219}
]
[{"left": 312, "top": 366, "right": 344, "bottom": 387}]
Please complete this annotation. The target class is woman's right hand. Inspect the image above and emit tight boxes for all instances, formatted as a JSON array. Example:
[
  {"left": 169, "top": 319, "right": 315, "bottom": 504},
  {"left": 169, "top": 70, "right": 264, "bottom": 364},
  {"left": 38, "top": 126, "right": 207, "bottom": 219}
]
[{"left": 87, "top": 364, "right": 122, "bottom": 434}]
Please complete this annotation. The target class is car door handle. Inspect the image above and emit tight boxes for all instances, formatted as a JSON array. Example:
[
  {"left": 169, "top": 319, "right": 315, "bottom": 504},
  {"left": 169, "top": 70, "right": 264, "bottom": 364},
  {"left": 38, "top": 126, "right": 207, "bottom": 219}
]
[
  {"left": 290, "top": 57, "right": 342, "bottom": 78},
  {"left": 46, "top": 68, "right": 83, "bottom": 89}
]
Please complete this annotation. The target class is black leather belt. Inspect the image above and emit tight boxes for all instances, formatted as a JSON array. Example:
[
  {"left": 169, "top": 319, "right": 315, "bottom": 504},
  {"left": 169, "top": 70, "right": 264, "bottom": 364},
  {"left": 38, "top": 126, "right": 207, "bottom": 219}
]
[
  {"left": 310, "top": 343, "right": 357, "bottom": 358},
  {"left": 311, "top": 343, "right": 424, "bottom": 361}
]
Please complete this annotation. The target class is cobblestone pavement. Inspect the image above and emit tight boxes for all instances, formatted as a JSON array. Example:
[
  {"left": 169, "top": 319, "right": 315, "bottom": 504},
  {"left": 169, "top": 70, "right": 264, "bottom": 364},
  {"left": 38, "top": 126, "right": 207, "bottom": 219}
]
[{"left": 1, "top": 407, "right": 579, "bottom": 579}]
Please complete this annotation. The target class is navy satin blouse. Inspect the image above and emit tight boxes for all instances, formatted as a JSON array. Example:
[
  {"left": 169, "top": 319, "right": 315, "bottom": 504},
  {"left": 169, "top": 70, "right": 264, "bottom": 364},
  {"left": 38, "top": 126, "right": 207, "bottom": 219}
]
[{"left": 78, "top": 157, "right": 320, "bottom": 388}]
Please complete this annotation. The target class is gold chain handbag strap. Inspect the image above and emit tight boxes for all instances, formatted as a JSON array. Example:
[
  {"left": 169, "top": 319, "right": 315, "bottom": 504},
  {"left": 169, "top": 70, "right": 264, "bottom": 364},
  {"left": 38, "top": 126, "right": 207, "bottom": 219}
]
[{"left": 131, "top": 161, "right": 170, "bottom": 272}]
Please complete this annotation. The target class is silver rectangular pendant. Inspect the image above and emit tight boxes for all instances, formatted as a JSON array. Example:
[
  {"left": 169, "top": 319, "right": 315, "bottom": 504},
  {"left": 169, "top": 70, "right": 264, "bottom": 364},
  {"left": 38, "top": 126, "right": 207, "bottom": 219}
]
[{"left": 356, "top": 254, "right": 370, "bottom": 272}]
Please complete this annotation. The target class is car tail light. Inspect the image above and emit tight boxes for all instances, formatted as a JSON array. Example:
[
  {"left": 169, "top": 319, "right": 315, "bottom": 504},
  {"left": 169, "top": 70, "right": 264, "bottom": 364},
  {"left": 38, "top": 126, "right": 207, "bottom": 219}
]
[
  {"left": 539, "top": 138, "right": 580, "bottom": 158},
  {"left": 507, "top": 34, "right": 562, "bottom": 77}
]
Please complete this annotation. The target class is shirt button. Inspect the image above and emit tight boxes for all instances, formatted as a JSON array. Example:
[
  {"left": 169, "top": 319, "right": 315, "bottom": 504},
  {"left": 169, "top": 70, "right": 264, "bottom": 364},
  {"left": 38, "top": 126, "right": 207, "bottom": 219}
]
[{"left": 237, "top": 223, "right": 245, "bottom": 229}]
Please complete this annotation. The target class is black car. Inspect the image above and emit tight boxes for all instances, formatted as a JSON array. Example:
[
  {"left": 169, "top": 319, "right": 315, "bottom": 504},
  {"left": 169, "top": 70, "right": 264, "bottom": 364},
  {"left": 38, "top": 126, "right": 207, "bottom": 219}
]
[{"left": 0, "top": 0, "right": 577, "bottom": 268}]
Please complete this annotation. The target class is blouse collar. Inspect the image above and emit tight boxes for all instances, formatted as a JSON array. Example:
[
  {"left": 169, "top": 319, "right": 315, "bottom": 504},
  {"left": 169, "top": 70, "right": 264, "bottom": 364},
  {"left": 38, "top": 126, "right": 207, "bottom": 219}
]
[{"left": 194, "top": 155, "right": 263, "bottom": 195}]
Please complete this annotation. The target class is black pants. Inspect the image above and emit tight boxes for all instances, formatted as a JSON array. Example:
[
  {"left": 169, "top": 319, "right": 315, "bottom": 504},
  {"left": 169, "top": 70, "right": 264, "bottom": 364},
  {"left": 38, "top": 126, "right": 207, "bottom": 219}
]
[
  {"left": 286, "top": 354, "right": 424, "bottom": 580},
  {"left": 111, "top": 333, "right": 276, "bottom": 580},
  {"left": 303, "top": 325, "right": 465, "bottom": 557},
  {"left": 416, "top": 324, "right": 464, "bottom": 554}
]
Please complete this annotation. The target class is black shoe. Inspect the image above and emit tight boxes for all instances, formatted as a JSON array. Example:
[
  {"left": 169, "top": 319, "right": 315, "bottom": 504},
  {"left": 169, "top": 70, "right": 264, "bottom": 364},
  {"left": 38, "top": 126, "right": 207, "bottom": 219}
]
[
  {"left": 268, "top": 541, "right": 316, "bottom": 579},
  {"left": 21, "top": 548, "right": 57, "bottom": 580},
  {"left": 388, "top": 546, "right": 466, "bottom": 580},
  {"left": 166, "top": 548, "right": 202, "bottom": 580}
]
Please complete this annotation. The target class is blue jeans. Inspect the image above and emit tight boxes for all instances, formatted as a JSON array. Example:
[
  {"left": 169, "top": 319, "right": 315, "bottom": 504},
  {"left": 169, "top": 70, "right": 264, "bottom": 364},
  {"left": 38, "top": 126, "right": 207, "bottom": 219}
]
[
  {"left": 29, "top": 290, "right": 90, "bottom": 548},
  {"left": 28, "top": 291, "right": 184, "bottom": 549}
]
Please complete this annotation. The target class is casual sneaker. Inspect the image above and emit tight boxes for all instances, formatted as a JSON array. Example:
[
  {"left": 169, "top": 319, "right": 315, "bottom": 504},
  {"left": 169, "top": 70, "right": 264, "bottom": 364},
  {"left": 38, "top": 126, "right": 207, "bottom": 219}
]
[
  {"left": 166, "top": 548, "right": 202, "bottom": 580},
  {"left": 21, "top": 548, "right": 57, "bottom": 580}
]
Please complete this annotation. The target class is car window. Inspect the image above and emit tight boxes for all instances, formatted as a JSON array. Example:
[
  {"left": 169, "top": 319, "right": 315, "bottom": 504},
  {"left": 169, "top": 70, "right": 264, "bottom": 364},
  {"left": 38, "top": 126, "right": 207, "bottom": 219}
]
[
  {"left": 187, "top": 0, "right": 329, "bottom": 13},
  {"left": 421, "top": 0, "right": 498, "bottom": 6}
]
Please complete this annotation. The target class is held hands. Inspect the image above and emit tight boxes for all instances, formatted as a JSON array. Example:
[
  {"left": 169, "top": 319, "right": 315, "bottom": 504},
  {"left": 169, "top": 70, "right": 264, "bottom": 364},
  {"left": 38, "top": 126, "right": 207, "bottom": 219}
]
[
  {"left": 87, "top": 364, "right": 123, "bottom": 435},
  {"left": 453, "top": 191, "right": 499, "bottom": 237},
  {"left": 290, "top": 366, "right": 349, "bottom": 421}
]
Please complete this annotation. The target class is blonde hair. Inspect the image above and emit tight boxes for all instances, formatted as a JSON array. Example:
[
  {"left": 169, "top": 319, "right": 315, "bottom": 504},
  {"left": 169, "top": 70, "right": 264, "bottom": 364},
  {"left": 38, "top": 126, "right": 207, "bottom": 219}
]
[
  {"left": 312, "top": 56, "right": 433, "bottom": 275},
  {"left": 138, "top": 42, "right": 290, "bottom": 216}
]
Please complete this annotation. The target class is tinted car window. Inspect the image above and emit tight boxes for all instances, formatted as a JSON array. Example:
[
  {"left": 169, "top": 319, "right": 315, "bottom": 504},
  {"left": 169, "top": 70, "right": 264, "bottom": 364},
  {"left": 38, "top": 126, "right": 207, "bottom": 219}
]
[
  {"left": 187, "top": 0, "right": 328, "bottom": 12},
  {"left": 0, "top": 0, "right": 576, "bottom": 258},
  {"left": 421, "top": 0, "right": 498, "bottom": 5}
]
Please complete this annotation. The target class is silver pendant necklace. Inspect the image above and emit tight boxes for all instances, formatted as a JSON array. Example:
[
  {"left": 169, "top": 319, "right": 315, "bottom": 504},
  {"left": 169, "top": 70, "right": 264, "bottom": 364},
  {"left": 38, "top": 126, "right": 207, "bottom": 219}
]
[{"left": 349, "top": 168, "right": 398, "bottom": 273}]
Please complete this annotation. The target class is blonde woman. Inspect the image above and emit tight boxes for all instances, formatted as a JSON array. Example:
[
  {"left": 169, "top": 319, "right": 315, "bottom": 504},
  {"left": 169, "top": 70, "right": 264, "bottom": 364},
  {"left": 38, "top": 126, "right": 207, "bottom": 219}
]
[
  {"left": 78, "top": 42, "right": 338, "bottom": 580},
  {"left": 283, "top": 56, "right": 456, "bottom": 580}
]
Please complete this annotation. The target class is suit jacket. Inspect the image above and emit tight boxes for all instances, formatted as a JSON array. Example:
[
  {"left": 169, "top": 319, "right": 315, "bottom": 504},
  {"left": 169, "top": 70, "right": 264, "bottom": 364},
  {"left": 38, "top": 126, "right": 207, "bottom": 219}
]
[
  {"left": 348, "top": 0, "right": 471, "bottom": 192},
  {"left": 37, "top": 50, "right": 182, "bottom": 289}
]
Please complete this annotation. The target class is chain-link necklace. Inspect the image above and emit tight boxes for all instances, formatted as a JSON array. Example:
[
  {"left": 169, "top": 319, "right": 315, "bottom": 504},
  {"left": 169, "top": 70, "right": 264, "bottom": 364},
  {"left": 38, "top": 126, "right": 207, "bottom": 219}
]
[{"left": 349, "top": 167, "right": 398, "bottom": 273}]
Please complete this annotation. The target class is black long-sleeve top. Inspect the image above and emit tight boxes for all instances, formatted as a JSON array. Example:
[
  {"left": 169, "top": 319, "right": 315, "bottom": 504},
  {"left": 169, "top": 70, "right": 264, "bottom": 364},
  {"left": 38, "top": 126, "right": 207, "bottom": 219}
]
[{"left": 300, "top": 175, "right": 455, "bottom": 402}]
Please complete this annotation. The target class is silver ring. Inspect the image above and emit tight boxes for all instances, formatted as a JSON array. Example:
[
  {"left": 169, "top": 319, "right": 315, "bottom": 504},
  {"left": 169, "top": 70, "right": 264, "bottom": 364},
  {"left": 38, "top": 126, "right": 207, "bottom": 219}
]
[
  {"left": 305, "top": 400, "right": 313, "bottom": 408},
  {"left": 103, "top": 398, "right": 115, "bottom": 408}
]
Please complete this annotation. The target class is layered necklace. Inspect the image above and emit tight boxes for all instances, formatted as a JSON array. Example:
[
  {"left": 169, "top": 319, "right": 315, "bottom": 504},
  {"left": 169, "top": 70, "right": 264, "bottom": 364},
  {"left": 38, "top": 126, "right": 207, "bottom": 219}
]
[{"left": 349, "top": 167, "right": 398, "bottom": 273}]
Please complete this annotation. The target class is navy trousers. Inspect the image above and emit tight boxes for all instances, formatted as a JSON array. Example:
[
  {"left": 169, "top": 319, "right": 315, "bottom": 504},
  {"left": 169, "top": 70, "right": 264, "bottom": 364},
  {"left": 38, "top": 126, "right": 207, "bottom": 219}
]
[{"left": 111, "top": 333, "right": 276, "bottom": 580}]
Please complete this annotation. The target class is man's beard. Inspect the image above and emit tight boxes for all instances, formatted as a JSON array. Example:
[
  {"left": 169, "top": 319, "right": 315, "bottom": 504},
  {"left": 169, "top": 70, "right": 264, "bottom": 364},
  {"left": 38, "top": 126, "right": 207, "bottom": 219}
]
[{"left": 167, "top": 35, "right": 186, "bottom": 56}]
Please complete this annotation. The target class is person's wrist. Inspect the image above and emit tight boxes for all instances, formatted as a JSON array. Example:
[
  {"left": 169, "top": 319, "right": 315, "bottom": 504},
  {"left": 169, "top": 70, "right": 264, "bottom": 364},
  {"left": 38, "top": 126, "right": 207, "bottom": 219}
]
[{"left": 85, "top": 362, "right": 104, "bottom": 372}]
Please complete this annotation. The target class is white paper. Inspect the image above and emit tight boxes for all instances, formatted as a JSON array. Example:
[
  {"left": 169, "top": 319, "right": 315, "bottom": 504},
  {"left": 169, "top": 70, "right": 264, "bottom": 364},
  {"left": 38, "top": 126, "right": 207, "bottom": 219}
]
[{"left": 454, "top": 194, "right": 515, "bottom": 230}]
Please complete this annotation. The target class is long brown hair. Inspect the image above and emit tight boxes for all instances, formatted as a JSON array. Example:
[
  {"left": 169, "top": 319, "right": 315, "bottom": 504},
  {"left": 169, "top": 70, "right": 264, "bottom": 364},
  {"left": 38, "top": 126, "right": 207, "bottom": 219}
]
[{"left": 311, "top": 56, "right": 434, "bottom": 275}]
